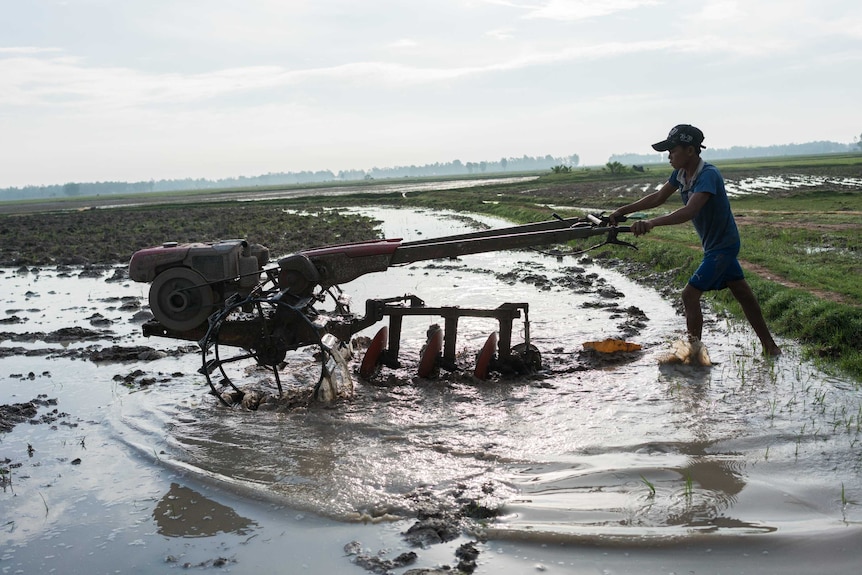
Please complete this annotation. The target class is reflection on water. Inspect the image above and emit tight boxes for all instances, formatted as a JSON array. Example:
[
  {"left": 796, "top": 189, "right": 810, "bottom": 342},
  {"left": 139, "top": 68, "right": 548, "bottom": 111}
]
[
  {"left": 118, "top": 209, "right": 862, "bottom": 542},
  {"left": 3, "top": 207, "right": 861, "bottom": 550},
  {"left": 153, "top": 483, "right": 256, "bottom": 538}
]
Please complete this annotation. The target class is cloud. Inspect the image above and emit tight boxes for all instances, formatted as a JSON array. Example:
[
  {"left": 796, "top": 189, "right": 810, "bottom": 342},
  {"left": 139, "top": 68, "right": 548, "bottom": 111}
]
[
  {"left": 690, "top": 0, "right": 742, "bottom": 22},
  {"left": 387, "top": 38, "right": 419, "bottom": 49},
  {"left": 682, "top": 1, "right": 862, "bottom": 52},
  {"left": 485, "top": 28, "right": 516, "bottom": 40},
  {"left": 522, "top": 0, "right": 661, "bottom": 20},
  {"left": 3, "top": 0, "right": 860, "bottom": 188},
  {"left": 1, "top": 37, "right": 685, "bottom": 112},
  {"left": 0, "top": 53, "right": 289, "bottom": 109},
  {"left": 0, "top": 46, "right": 63, "bottom": 55}
]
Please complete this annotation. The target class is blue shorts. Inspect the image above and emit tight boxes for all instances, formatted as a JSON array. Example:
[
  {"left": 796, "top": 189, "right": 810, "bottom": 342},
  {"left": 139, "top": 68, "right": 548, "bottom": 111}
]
[{"left": 689, "top": 244, "right": 744, "bottom": 292}]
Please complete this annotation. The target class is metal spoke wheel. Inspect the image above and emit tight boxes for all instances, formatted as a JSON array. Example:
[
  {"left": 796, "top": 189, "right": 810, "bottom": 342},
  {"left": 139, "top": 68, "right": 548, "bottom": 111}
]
[{"left": 200, "top": 299, "right": 283, "bottom": 406}]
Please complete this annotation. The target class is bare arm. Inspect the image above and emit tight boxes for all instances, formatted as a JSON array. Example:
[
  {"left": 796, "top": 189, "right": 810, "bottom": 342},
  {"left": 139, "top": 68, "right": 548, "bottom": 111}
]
[
  {"left": 630, "top": 191, "right": 711, "bottom": 236},
  {"left": 610, "top": 181, "right": 677, "bottom": 223}
]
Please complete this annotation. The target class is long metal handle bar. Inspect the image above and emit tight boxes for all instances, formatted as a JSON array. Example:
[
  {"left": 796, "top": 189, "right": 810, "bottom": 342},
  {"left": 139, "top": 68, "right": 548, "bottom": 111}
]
[{"left": 389, "top": 220, "right": 631, "bottom": 265}]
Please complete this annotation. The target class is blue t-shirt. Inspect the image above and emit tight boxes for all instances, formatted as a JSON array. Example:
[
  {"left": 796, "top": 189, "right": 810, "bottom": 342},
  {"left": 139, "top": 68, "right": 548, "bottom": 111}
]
[{"left": 668, "top": 161, "right": 739, "bottom": 253}]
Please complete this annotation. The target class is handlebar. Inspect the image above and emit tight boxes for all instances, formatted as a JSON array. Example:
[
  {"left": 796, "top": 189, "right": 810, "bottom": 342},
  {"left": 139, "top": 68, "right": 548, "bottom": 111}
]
[{"left": 292, "top": 211, "right": 638, "bottom": 289}]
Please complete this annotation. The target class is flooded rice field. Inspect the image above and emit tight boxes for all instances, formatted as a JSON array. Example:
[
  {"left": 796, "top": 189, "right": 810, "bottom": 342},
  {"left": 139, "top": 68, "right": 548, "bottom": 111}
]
[
  {"left": 724, "top": 174, "right": 862, "bottom": 196},
  {"left": 2, "top": 207, "right": 861, "bottom": 574},
  {"left": 606, "top": 172, "right": 862, "bottom": 198}
]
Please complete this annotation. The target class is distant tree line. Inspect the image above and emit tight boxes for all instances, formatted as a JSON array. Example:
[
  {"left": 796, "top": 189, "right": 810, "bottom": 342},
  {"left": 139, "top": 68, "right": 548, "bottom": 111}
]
[
  {"left": 0, "top": 154, "right": 580, "bottom": 202},
  {"left": 4, "top": 138, "right": 858, "bottom": 201},
  {"left": 0, "top": 171, "right": 339, "bottom": 202},
  {"left": 610, "top": 140, "right": 859, "bottom": 166}
]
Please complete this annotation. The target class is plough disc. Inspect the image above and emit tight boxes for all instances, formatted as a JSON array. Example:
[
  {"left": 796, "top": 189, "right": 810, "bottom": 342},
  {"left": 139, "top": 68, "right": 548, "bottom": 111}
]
[
  {"left": 417, "top": 325, "right": 443, "bottom": 378},
  {"left": 474, "top": 332, "right": 498, "bottom": 380},
  {"left": 359, "top": 326, "right": 388, "bottom": 378}
]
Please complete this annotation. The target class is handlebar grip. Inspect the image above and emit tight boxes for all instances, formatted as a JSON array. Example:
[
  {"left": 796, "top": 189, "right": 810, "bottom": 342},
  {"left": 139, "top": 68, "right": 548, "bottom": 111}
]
[{"left": 589, "top": 213, "right": 627, "bottom": 225}]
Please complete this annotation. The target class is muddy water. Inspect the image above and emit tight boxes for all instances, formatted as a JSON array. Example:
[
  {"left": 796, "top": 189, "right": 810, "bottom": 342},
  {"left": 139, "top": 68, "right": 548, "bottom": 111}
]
[{"left": 2, "top": 207, "right": 862, "bottom": 573}]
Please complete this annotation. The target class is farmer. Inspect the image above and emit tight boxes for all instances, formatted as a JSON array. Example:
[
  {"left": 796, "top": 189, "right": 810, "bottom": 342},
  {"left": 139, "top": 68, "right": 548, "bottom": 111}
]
[{"left": 609, "top": 124, "right": 781, "bottom": 356}]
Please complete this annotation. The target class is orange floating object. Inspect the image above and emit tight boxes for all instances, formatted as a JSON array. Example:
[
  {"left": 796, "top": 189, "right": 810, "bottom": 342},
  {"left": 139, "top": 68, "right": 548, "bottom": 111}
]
[{"left": 582, "top": 338, "right": 642, "bottom": 353}]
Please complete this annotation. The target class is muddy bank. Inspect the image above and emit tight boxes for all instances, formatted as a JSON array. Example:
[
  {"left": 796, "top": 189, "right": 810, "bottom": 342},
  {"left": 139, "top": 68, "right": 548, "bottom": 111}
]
[{"left": 0, "top": 206, "right": 382, "bottom": 266}]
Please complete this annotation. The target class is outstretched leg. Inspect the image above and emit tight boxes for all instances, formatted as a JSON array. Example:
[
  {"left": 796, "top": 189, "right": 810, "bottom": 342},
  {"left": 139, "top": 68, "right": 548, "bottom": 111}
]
[
  {"left": 727, "top": 279, "right": 781, "bottom": 356},
  {"left": 681, "top": 283, "right": 704, "bottom": 341}
]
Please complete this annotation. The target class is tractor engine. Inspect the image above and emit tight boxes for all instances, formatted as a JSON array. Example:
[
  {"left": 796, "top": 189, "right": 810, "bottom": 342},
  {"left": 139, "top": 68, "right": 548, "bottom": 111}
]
[{"left": 129, "top": 239, "right": 270, "bottom": 330}]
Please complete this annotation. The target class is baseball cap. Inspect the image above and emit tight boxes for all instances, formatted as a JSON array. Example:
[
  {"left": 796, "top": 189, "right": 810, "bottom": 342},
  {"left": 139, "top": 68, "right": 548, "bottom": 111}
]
[{"left": 652, "top": 124, "right": 706, "bottom": 152}]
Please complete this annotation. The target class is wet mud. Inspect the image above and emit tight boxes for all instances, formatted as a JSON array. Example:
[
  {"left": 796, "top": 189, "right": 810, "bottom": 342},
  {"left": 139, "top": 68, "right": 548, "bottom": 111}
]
[
  {"left": 0, "top": 232, "right": 660, "bottom": 574},
  {"left": 0, "top": 227, "right": 656, "bottom": 573},
  {"left": 3, "top": 206, "right": 862, "bottom": 574},
  {"left": 2, "top": 249, "right": 640, "bottom": 573}
]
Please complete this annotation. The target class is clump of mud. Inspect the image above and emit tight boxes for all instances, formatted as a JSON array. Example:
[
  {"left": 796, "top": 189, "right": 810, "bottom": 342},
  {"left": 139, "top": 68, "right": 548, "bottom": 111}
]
[
  {"left": 344, "top": 543, "right": 418, "bottom": 574},
  {"left": 346, "top": 482, "right": 505, "bottom": 574},
  {"left": 1, "top": 394, "right": 77, "bottom": 491},
  {"left": 216, "top": 386, "right": 320, "bottom": 411},
  {"left": 0, "top": 394, "right": 65, "bottom": 433}
]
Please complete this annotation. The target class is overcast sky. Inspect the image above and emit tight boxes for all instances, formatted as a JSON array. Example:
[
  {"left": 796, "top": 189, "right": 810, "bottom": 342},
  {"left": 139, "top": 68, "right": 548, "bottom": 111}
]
[{"left": 2, "top": 0, "right": 860, "bottom": 188}]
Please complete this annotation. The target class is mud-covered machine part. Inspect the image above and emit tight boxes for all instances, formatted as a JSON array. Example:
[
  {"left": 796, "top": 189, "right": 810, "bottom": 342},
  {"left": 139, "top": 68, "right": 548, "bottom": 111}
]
[
  {"left": 356, "top": 296, "right": 542, "bottom": 380},
  {"left": 128, "top": 214, "right": 633, "bottom": 405}
]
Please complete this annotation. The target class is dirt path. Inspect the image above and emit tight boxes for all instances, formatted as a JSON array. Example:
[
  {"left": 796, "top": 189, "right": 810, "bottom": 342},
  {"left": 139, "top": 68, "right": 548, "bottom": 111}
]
[
  {"left": 733, "top": 212, "right": 861, "bottom": 306},
  {"left": 737, "top": 259, "right": 858, "bottom": 307}
]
